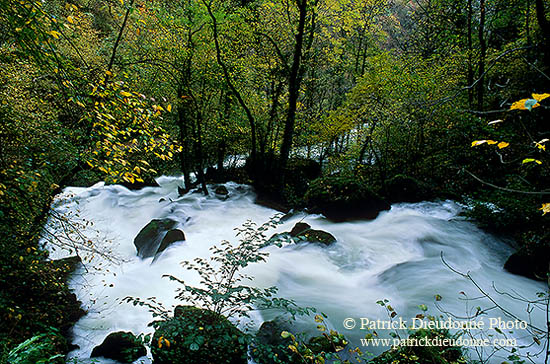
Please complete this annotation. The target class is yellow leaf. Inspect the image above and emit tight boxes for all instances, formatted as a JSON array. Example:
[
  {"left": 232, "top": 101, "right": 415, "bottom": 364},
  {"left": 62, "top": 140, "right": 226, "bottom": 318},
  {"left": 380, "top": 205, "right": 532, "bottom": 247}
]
[
  {"left": 167, "top": 104, "right": 172, "bottom": 112},
  {"left": 522, "top": 158, "right": 542, "bottom": 165},
  {"left": 120, "top": 91, "right": 132, "bottom": 97},
  {"left": 497, "top": 142, "right": 509, "bottom": 149},
  {"left": 532, "top": 93, "right": 550, "bottom": 102},
  {"left": 105, "top": 70, "right": 112, "bottom": 76},
  {"left": 67, "top": 15, "right": 74, "bottom": 24},
  {"left": 510, "top": 99, "right": 529, "bottom": 110},
  {"left": 487, "top": 140, "right": 497, "bottom": 145},
  {"left": 471, "top": 140, "right": 487, "bottom": 147},
  {"left": 540, "top": 203, "right": 550, "bottom": 215},
  {"left": 48, "top": 30, "right": 61, "bottom": 39}
]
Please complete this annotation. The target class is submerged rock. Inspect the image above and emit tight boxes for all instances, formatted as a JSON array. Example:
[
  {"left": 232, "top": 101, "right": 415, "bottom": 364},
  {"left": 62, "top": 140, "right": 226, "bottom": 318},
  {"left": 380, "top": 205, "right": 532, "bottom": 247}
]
[
  {"left": 91, "top": 331, "right": 146, "bottom": 363},
  {"left": 133, "top": 219, "right": 185, "bottom": 259}
]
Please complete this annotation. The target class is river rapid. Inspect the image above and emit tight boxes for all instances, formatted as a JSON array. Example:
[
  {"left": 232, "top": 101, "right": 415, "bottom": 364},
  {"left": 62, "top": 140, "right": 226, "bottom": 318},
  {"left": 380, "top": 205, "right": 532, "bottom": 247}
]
[{"left": 43, "top": 177, "right": 547, "bottom": 364}]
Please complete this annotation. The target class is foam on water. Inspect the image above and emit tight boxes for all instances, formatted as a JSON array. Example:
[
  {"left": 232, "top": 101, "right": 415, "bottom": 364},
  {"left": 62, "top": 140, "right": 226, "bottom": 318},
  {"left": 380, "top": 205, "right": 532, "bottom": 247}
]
[{"left": 42, "top": 177, "right": 546, "bottom": 364}]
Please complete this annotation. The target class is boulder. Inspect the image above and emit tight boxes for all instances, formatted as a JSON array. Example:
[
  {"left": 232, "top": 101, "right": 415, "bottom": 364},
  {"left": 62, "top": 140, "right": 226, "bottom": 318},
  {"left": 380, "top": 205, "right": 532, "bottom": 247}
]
[
  {"left": 269, "top": 222, "right": 337, "bottom": 246},
  {"left": 384, "top": 174, "right": 433, "bottom": 203},
  {"left": 297, "top": 229, "right": 336, "bottom": 245},
  {"left": 152, "top": 306, "right": 247, "bottom": 364},
  {"left": 91, "top": 331, "right": 146, "bottom": 363},
  {"left": 504, "top": 245, "right": 549, "bottom": 281},
  {"left": 289, "top": 222, "right": 311, "bottom": 237},
  {"left": 305, "top": 176, "right": 390, "bottom": 222},
  {"left": 215, "top": 185, "right": 230, "bottom": 198},
  {"left": 134, "top": 219, "right": 185, "bottom": 259}
]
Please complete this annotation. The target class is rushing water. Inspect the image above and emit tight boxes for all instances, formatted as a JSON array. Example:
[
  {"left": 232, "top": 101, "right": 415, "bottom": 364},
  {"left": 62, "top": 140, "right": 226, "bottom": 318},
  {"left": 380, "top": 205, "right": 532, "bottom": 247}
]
[{"left": 43, "top": 177, "right": 547, "bottom": 364}]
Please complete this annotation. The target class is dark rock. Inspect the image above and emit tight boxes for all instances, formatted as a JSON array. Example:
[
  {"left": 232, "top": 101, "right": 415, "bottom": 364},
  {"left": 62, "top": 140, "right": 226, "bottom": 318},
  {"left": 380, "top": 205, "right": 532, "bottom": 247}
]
[
  {"left": 305, "top": 176, "right": 390, "bottom": 222},
  {"left": 159, "top": 198, "right": 166, "bottom": 203},
  {"left": 215, "top": 185, "right": 229, "bottom": 196},
  {"left": 289, "top": 222, "right": 311, "bottom": 237},
  {"left": 134, "top": 219, "right": 185, "bottom": 259},
  {"left": 269, "top": 222, "right": 336, "bottom": 246},
  {"left": 384, "top": 174, "right": 433, "bottom": 203},
  {"left": 152, "top": 306, "right": 247, "bottom": 364},
  {"left": 178, "top": 186, "right": 186, "bottom": 196},
  {"left": 297, "top": 229, "right": 336, "bottom": 245},
  {"left": 91, "top": 331, "right": 146, "bottom": 363},
  {"left": 504, "top": 245, "right": 549, "bottom": 281}
]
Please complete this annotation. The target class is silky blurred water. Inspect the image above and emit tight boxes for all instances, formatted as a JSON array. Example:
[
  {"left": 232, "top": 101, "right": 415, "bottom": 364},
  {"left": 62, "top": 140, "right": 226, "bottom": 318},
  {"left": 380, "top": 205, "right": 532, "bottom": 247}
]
[{"left": 43, "top": 177, "right": 546, "bottom": 364}]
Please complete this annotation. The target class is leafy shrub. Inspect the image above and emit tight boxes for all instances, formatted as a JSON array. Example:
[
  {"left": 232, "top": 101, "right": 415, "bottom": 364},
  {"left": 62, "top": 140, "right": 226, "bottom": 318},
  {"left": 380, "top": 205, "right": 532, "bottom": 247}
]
[{"left": 151, "top": 306, "right": 247, "bottom": 364}]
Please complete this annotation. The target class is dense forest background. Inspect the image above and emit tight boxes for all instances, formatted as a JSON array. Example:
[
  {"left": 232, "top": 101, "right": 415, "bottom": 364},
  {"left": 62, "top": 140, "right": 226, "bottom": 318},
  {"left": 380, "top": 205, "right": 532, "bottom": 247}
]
[{"left": 0, "top": 0, "right": 549, "bottom": 361}]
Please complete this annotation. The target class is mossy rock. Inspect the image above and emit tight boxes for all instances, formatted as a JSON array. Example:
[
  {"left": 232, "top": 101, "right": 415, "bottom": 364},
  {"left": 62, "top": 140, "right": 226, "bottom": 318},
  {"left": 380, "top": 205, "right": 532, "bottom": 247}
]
[
  {"left": 384, "top": 174, "right": 433, "bottom": 203},
  {"left": 91, "top": 331, "right": 146, "bottom": 363},
  {"left": 6, "top": 331, "right": 67, "bottom": 364},
  {"left": 305, "top": 176, "right": 390, "bottom": 221},
  {"left": 269, "top": 222, "right": 336, "bottom": 246},
  {"left": 152, "top": 306, "right": 247, "bottom": 364}
]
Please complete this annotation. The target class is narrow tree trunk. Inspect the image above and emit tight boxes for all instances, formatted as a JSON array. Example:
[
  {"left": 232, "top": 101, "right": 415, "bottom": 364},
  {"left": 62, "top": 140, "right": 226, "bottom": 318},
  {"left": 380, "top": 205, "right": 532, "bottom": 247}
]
[
  {"left": 279, "top": 0, "right": 309, "bottom": 183},
  {"left": 467, "top": 0, "right": 474, "bottom": 107},
  {"left": 477, "top": 0, "right": 486, "bottom": 111}
]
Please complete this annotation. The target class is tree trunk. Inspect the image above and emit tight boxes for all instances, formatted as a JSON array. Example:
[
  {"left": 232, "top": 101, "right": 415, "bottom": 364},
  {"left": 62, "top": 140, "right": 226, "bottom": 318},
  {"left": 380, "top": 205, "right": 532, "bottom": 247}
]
[
  {"left": 477, "top": 0, "right": 486, "bottom": 111},
  {"left": 467, "top": 0, "right": 474, "bottom": 107},
  {"left": 279, "top": 0, "right": 309, "bottom": 183}
]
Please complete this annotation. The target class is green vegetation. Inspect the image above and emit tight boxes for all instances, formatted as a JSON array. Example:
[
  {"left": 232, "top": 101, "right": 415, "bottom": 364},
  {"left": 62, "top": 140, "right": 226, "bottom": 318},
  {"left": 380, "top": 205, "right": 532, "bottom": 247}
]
[{"left": 0, "top": 0, "right": 549, "bottom": 362}]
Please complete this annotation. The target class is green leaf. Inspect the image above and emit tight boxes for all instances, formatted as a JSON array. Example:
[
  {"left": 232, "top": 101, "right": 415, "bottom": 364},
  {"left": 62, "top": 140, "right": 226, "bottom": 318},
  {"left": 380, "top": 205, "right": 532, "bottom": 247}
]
[{"left": 189, "top": 343, "right": 200, "bottom": 351}]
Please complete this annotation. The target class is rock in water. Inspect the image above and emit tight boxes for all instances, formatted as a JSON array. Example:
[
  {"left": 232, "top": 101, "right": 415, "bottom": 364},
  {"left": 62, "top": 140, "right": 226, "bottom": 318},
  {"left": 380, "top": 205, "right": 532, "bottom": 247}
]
[
  {"left": 214, "top": 185, "right": 229, "bottom": 198},
  {"left": 297, "top": 229, "right": 336, "bottom": 245},
  {"left": 269, "top": 222, "right": 337, "bottom": 246},
  {"left": 289, "top": 222, "right": 311, "bottom": 237},
  {"left": 91, "top": 332, "right": 146, "bottom": 363},
  {"left": 133, "top": 219, "right": 185, "bottom": 259},
  {"left": 178, "top": 186, "right": 186, "bottom": 196}
]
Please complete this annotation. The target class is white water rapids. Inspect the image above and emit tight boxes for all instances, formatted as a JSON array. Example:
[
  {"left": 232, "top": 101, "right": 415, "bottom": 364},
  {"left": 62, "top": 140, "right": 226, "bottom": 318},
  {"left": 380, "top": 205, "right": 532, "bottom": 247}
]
[{"left": 43, "top": 177, "right": 547, "bottom": 364}]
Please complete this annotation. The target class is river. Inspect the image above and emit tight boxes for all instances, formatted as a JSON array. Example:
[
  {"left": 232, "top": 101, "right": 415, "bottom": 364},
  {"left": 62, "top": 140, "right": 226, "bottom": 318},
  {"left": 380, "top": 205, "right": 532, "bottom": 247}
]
[{"left": 43, "top": 177, "right": 547, "bottom": 364}]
